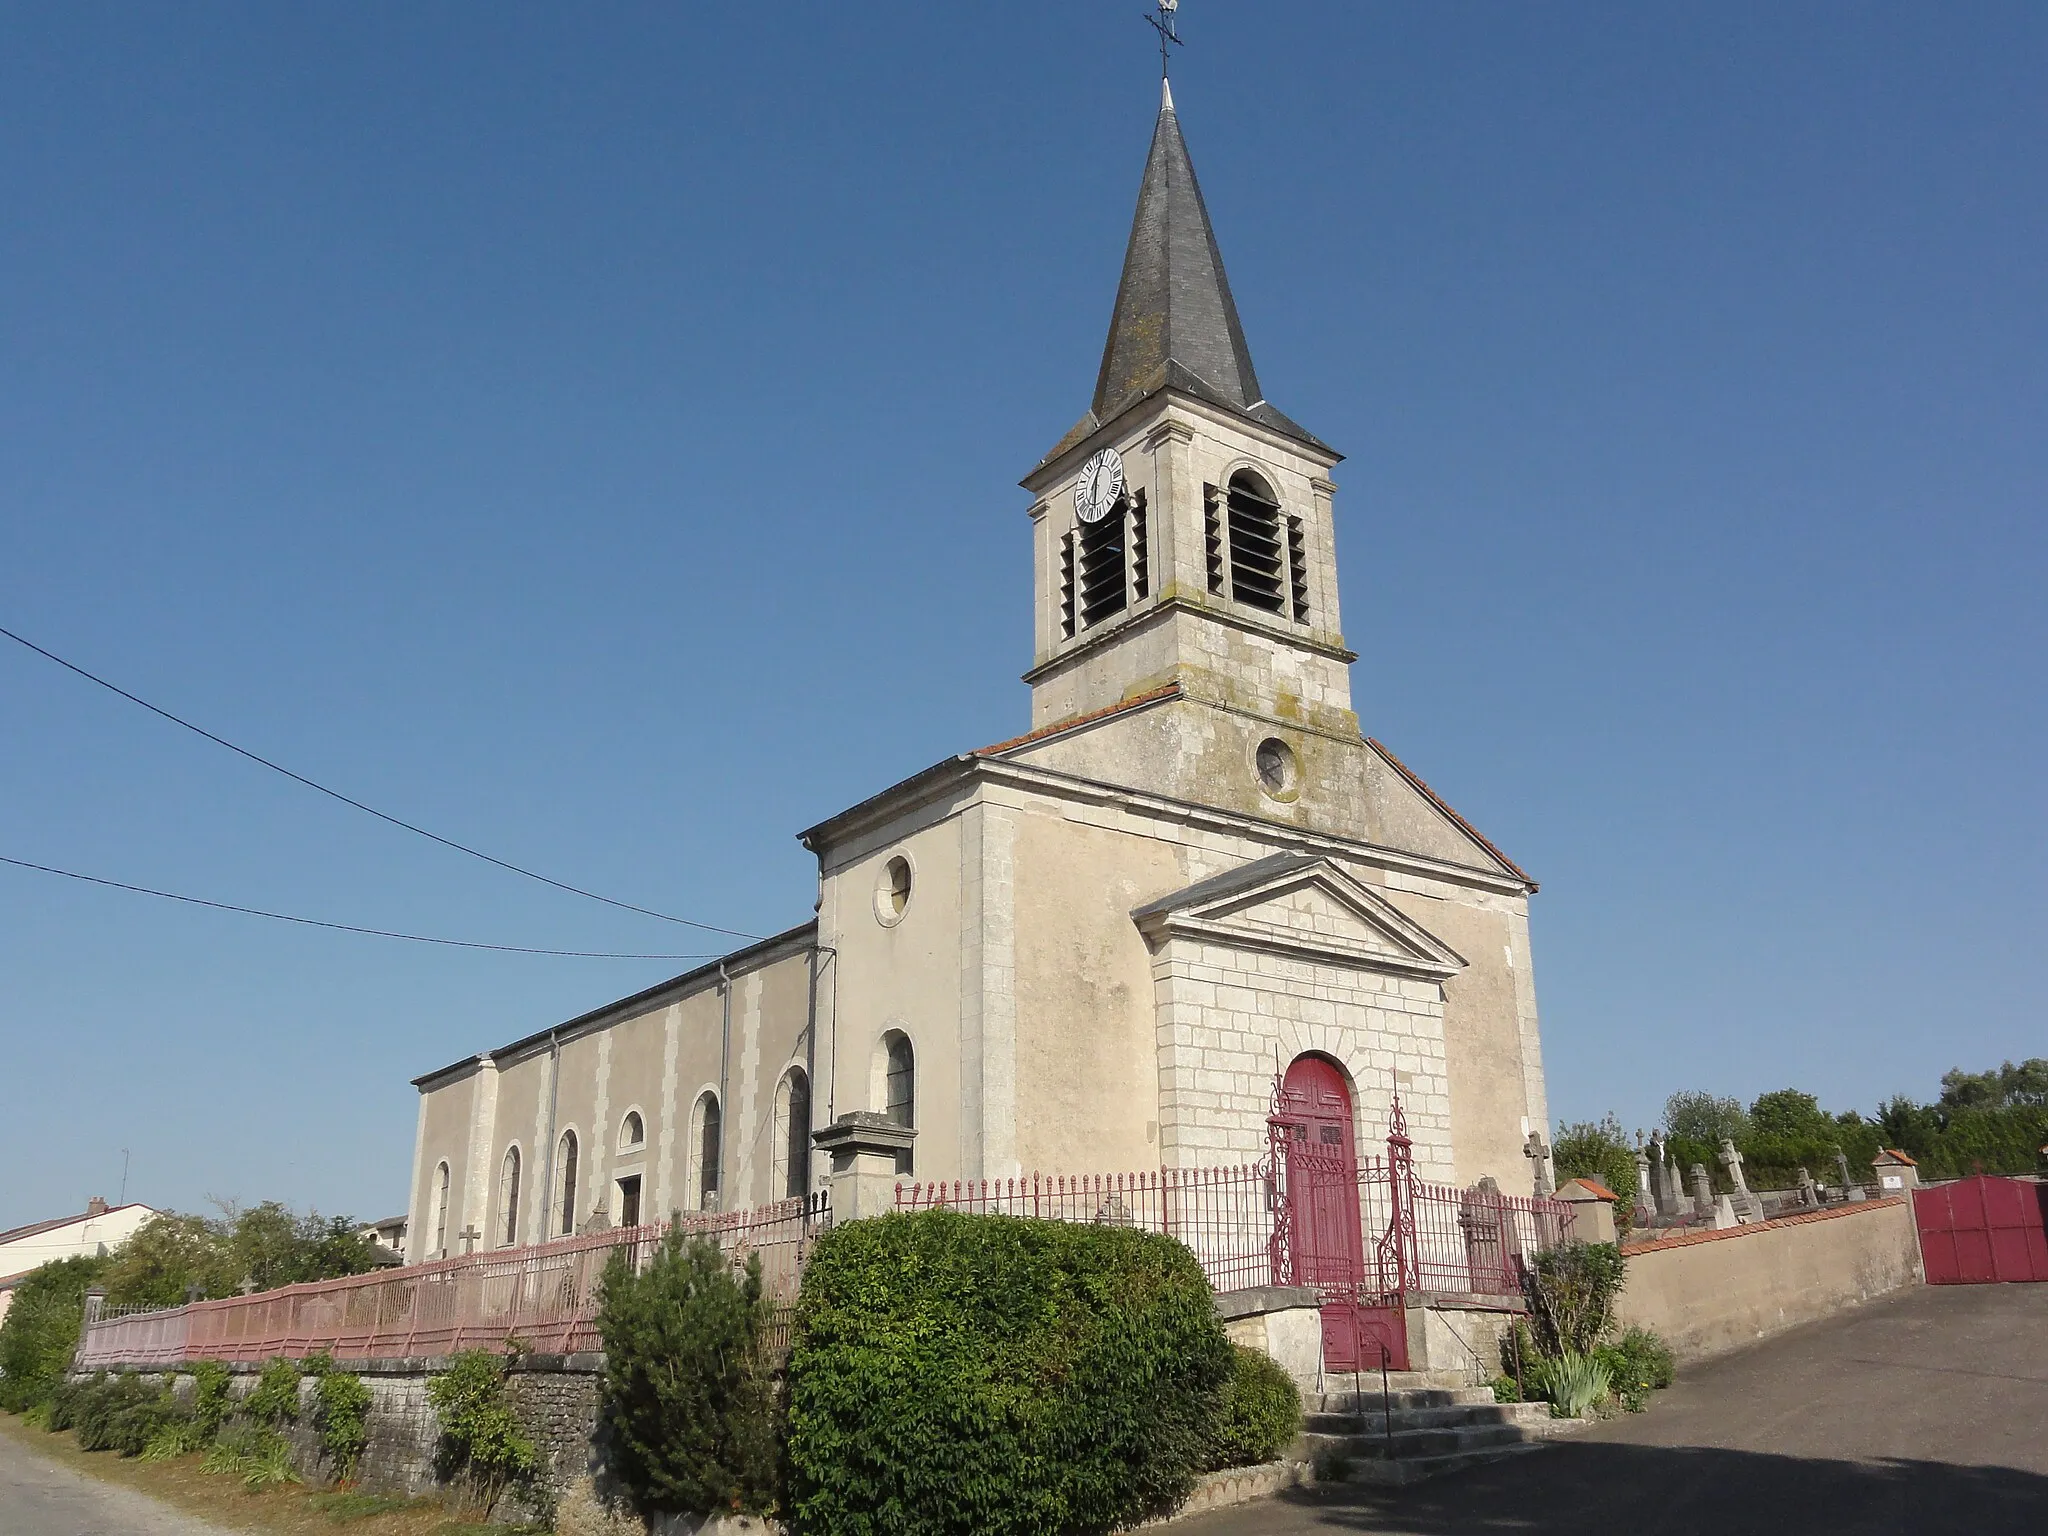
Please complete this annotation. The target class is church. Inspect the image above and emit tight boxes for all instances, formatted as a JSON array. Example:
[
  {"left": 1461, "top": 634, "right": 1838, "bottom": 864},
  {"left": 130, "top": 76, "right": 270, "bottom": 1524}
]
[{"left": 404, "top": 81, "right": 1553, "bottom": 1262}]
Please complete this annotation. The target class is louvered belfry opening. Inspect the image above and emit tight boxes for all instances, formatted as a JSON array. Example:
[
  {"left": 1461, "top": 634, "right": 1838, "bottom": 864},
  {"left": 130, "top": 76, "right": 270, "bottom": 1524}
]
[
  {"left": 1129, "top": 488, "right": 1150, "bottom": 600},
  {"left": 1225, "top": 471, "right": 1287, "bottom": 613},
  {"left": 1059, "top": 533, "right": 1078, "bottom": 638},
  {"left": 1203, "top": 484, "right": 1225, "bottom": 593},
  {"left": 1078, "top": 502, "right": 1130, "bottom": 628}
]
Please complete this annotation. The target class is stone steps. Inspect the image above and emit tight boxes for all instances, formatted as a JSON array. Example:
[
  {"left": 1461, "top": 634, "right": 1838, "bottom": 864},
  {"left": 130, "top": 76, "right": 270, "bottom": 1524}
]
[
  {"left": 1297, "top": 1388, "right": 1592, "bottom": 1487},
  {"left": 1304, "top": 1399, "right": 1554, "bottom": 1436}
]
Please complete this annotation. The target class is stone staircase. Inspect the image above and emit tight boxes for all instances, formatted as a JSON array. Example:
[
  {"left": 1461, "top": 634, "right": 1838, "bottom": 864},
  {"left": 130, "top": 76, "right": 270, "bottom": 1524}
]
[{"left": 1298, "top": 1371, "right": 1588, "bottom": 1486}]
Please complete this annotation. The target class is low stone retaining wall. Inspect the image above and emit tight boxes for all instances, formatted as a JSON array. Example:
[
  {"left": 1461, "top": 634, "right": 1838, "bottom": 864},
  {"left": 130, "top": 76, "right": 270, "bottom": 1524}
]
[
  {"left": 1613, "top": 1196, "right": 1920, "bottom": 1363},
  {"left": 73, "top": 1354, "right": 601, "bottom": 1524}
]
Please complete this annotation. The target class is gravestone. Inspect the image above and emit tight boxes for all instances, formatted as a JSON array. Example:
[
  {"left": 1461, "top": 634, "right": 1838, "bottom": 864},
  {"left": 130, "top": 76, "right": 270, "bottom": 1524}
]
[
  {"left": 1524, "top": 1130, "right": 1553, "bottom": 1198},
  {"left": 1689, "top": 1162, "right": 1715, "bottom": 1222},
  {"left": 1719, "top": 1139, "right": 1766, "bottom": 1223},
  {"left": 458, "top": 1224, "right": 482, "bottom": 1256},
  {"left": 1796, "top": 1167, "right": 1819, "bottom": 1209},
  {"left": 1834, "top": 1149, "right": 1866, "bottom": 1203},
  {"left": 1633, "top": 1134, "right": 1656, "bottom": 1227},
  {"left": 1712, "top": 1194, "right": 1741, "bottom": 1230}
]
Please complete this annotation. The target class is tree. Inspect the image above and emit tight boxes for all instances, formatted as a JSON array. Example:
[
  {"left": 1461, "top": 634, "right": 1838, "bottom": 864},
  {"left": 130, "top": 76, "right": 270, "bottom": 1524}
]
[
  {"left": 101, "top": 1203, "right": 379, "bottom": 1307},
  {"left": 1553, "top": 1115, "right": 1639, "bottom": 1232},
  {"left": 1938, "top": 1059, "right": 2048, "bottom": 1114},
  {"left": 596, "top": 1226, "right": 778, "bottom": 1517},
  {"left": 0, "top": 1254, "right": 110, "bottom": 1410},
  {"left": 1662, "top": 1091, "right": 1749, "bottom": 1146},
  {"left": 1748, "top": 1090, "right": 1836, "bottom": 1143}
]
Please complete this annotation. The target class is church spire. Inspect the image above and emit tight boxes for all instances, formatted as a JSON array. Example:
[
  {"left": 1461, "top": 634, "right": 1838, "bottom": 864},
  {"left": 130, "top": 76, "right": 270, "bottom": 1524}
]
[{"left": 1085, "top": 89, "right": 1325, "bottom": 452}]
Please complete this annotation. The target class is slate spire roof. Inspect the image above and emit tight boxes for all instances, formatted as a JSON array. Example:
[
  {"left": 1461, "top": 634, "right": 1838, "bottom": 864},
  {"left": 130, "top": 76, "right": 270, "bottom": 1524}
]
[{"left": 1043, "top": 80, "right": 1330, "bottom": 466}]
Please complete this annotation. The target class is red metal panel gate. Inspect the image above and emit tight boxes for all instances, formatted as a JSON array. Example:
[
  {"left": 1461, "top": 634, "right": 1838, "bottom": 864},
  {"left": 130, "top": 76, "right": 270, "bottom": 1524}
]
[{"left": 1914, "top": 1176, "right": 2048, "bottom": 1284}]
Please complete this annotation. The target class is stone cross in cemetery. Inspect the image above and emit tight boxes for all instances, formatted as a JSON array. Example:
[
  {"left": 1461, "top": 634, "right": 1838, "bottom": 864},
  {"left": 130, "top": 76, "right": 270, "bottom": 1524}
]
[
  {"left": 1633, "top": 1133, "right": 1656, "bottom": 1227},
  {"left": 1719, "top": 1139, "right": 1765, "bottom": 1223},
  {"left": 1796, "top": 1166, "right": 1819, "bottom": 1209},
  {"left": 1653, "top": 1131, "right": 1682, "bottom": 1215},
  {"left": 1524, "top": 1130, "right": 1553, "bottom": 1198},
  {"left": 458, "top": 1224, "right": 482, "bottom": 1255},
  {"left": 1834, "top": 1148, "right": 1866, "bottom": 1202},
  {"left": 1689, "top": 1162, "right": 1716, "bottom": 1222}
]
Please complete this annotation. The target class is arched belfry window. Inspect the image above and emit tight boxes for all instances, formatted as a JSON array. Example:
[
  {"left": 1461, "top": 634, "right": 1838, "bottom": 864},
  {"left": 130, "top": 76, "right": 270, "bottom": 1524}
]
[
  {"left": 1207, "top": 472, "right": 1309, "bottom": 622},
  {"left": 499, "top": 1146, "right": 521, "bottom": 1247},
  {"left": 556, "top": 1131, "right": 579, "bottom": 1236},
  {"left": 1224, "top": 472, "right": 1285, "bottom": 613},
  {"left": 620, "top": 1111, "right": 644, "bottom": 1150}
]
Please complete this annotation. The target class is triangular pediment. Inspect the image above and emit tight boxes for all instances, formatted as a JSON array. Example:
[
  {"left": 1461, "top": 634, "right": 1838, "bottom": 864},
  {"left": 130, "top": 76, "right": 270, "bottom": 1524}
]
[{"left": 1131, "top": 853, "right": 1466, "bottom": 979}]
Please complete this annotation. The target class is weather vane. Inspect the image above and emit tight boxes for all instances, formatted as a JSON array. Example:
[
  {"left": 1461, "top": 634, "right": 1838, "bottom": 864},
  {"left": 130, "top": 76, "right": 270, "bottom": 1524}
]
[{"left": 1144, "top": 0, "right": 1183, "bottom": 82}]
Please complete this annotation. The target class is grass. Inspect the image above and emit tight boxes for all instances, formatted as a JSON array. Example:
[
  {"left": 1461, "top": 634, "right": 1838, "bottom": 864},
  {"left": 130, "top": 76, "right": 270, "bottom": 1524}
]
[{"left": 0, "top": 1409, "right": 544, "bottom": 1536}]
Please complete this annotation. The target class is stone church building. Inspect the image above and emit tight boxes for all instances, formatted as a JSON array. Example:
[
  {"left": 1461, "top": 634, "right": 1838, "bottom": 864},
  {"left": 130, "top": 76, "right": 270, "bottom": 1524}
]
[{"left": 404, "top": 83, "right": 1552, "bottom": 1261}]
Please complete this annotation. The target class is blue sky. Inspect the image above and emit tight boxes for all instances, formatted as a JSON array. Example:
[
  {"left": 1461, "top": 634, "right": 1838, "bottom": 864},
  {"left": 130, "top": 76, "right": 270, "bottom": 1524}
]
[{"left": 2, "top": 4, "right": 2042, "bottom": 1228}]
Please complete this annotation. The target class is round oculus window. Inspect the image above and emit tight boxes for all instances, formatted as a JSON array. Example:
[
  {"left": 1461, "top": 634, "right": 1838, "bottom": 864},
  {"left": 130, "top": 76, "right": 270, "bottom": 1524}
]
[
  {"left": 874, "top": 854, "right": 913, "bottom": 925},
  {"left": 1255, "top": 737, "right": 1299, "bottom": 799}
]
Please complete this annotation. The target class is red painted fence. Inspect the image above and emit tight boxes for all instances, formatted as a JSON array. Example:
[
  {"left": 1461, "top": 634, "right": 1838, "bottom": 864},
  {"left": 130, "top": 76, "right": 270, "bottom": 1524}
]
[{"left": 77, "top": 1194, "right": 828, "bottom": 1370}]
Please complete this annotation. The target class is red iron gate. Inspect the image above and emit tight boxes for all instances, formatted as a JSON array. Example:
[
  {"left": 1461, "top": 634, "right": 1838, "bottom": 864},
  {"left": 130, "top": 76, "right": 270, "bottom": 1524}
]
[
  {"left": 1272, "top": 1058, "right": 1408, "bottom": 1371},
  {"left": 1915, "top": 1176, "right": 2048, "bottom": 1284}
]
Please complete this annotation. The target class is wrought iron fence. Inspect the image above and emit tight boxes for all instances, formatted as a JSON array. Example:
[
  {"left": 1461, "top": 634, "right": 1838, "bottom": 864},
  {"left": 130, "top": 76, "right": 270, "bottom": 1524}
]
[
  {"left": 894, "top": 1165, "right": 1281, "bottom": 1295},
  {"left": 77, "top": 1192, "right": 829, "bottom": 1370}
]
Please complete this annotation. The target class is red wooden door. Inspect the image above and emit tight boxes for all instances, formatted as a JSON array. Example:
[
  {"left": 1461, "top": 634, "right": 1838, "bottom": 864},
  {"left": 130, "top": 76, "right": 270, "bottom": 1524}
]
[
  {"left": 1914, "top": 1176, "right": 2048, "bottom": 1284},
  {"left": 1274, "top": 1057, "right": 1407, "bottom": 1370}
]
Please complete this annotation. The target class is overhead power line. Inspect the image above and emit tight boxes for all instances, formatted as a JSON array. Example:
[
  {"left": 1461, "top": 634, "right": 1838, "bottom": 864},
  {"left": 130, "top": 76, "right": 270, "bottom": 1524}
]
[
  {"left": 0, "top": 622, "right": 758, "bottom": 941},
  {"left": 0, "top": 853, "right": 716, "bottom": 960}
]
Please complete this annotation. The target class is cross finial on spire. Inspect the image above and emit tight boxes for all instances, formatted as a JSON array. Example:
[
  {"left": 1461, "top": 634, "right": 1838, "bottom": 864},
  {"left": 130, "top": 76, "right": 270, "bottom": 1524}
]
[{"left": 1144, "top": 1, "right": 1183, "bottom": 84}]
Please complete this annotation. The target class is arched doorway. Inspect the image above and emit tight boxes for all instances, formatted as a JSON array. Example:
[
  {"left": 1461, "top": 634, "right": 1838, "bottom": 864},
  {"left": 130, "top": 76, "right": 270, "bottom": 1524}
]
[{"left": 1272, "top": 1054, "right": 1406, "bottom": 1370}]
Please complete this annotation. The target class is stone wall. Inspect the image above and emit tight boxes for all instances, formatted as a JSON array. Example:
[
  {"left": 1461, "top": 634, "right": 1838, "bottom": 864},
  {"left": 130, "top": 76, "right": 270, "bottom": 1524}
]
[
  {"left": 79, "top": 1354, "right": 601, "bottom": 1525},
  {"left": 1612, "top": 1197, "right": 1922, "bottom": 1364}
]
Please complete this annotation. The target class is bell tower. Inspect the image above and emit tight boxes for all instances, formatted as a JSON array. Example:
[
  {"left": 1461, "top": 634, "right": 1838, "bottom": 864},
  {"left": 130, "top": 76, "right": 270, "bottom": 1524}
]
[{"left": 1020, "top": 81, "right": 1356, "bottom": 742}]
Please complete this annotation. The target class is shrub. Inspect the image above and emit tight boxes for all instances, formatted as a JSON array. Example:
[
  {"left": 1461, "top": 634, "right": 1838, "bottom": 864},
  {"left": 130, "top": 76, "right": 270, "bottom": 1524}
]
[
  {"left": 47, "top": 1374, "right": 100, "bottom": 1432},
  {"left": 243, "top": 1357, "right": 303, "bottom": 1426},
  {"left": 1595, "top": 1327, "right": 1675, "bottom": 1412},
  {"left": 1490, "top": 1375, "right": 1521, "bottom": 1404},
  {"left": 0, "top": 1255, "right": 110, "bottom": 1411},
  {"left": 595, "top": 1227, "right": 778, "bottom": 1517},
  {"left": 1526, "top": 1243, "right": 1626, "bottom": 1358},
  {"left": 428, "top": 1350, "right": 539, "bottom": 1517},
  {"left": 314, "top": 1370, "right": 374, "bottom": 1481},
  {"left": 1206, "top": 1346, "right": 1301, "bottom": 1470},
  {"left": 188, "top": 1359, "right": 234, "bottom": 1441},
  {"left": 67, "top": 1374, "right": 192, "bottom": 1456},
  {"left": 1527, "top": 1351, "right": 1610, "bottom": 1418},
  {"left": 785, "top": 1209, "right": 1235, "bottom": 1536},
  {"left": 202, "top": 1423, "right": 299, "bottom": 1486}
]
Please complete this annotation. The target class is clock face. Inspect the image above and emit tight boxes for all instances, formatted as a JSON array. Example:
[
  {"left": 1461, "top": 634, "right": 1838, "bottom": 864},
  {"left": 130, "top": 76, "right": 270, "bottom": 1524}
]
[{"left": 1074, "top": 447, "right": 1127, "bottom": 525}]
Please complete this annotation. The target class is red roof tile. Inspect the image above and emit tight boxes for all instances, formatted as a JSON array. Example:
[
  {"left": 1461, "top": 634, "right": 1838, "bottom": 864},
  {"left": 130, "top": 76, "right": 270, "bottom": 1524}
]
[
  {"left": 1876, "top": 1148, "right": 1917, "bottom": 1166},
  {"left": 1563, "top": 1177, "right": 1619, "bottom": 1201}
]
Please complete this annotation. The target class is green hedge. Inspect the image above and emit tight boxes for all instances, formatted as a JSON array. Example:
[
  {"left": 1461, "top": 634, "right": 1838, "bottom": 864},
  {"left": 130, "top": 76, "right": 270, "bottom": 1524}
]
[
  {"left": 785, "top": 1210, "right": 1235, "bottom": 1536},
  {"left": 1208, "top": 1346, "right": 1301, "bottom": 1469}
]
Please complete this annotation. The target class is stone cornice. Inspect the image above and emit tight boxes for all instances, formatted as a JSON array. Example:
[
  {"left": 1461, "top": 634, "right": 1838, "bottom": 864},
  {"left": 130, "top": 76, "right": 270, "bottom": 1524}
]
[
  {"left": 1021, "top": 593, "right": 1357, "bottom": 686},
  {"left": 1140, "top": 912, "right": 1462, "bottom": 982}
]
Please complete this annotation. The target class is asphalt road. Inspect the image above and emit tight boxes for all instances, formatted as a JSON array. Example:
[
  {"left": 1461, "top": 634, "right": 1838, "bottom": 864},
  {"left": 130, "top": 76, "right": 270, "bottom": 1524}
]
[
  {"left": 0, "top": 1427, "right": 235, "bottom": 1536},
  {"left": 1181, "top": 1281, "right": 2048, "bottom": 1536}
]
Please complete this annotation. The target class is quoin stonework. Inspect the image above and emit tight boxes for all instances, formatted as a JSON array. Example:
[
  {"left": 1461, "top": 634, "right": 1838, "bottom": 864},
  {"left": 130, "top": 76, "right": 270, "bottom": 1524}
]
[{"left": 404, "top": 79, "right": 1554, "bottom": 1256}]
